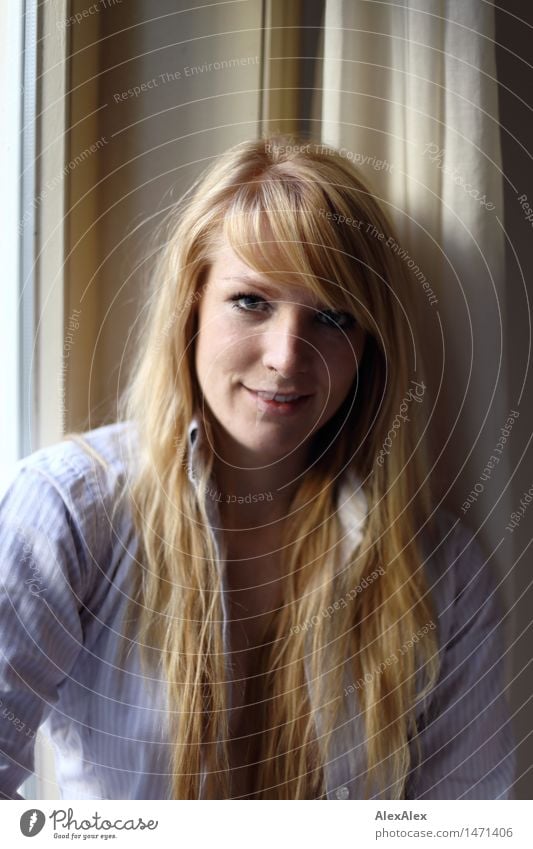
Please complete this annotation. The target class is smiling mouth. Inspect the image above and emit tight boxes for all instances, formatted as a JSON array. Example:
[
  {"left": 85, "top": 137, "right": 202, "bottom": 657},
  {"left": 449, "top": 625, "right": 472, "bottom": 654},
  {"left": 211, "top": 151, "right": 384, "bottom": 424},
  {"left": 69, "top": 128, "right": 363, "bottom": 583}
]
[
  {"left": 242, "top": 385, "right": 313, "bottom": 412},
  {"left": 245, "top": 386, "right": 312, "bottom": 402},
  {"left": 252, "top": 389, "right": 307, "bottom": 403}
]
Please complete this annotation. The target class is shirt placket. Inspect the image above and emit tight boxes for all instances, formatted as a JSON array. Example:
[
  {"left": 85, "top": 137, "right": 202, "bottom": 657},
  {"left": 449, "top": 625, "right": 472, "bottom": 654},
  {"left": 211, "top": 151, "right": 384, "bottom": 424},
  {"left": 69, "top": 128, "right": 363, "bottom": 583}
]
[{"left": 186, "top": 417, "right": 369, "bottom": 799}]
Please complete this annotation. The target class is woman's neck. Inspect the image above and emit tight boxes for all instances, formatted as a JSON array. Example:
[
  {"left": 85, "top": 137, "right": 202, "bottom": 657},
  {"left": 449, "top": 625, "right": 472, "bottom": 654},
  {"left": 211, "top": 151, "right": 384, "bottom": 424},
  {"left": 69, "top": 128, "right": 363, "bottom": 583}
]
[
  {"left": 210, "top": 432, "right": 311, "bottom": 529},
  {"left": 213, "top": 466, "right": 300, "bottom": 528}
]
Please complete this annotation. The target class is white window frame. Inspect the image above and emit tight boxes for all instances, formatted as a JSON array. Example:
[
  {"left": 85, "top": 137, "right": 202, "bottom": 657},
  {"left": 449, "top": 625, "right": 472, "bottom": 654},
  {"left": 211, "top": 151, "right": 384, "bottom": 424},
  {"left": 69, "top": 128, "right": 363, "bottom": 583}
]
[
  {"left": 0, "top": 0, "right": 24, "bottom": 489},
  {"left": 2, "top": 0, "right": 67, "bottom": 799}
]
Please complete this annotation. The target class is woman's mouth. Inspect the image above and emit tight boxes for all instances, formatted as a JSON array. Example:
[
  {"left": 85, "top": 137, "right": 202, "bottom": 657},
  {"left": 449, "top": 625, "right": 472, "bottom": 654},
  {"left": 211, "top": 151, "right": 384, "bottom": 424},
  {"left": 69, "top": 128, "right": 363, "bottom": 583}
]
[{"left": 243, "top": 385, "right": 312, "bottom": 415}]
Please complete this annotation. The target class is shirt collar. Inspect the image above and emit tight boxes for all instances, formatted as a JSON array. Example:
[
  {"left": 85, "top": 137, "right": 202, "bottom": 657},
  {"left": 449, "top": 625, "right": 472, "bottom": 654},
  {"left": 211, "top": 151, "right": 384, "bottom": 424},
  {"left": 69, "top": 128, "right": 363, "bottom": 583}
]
[
  {"left": 186, "top": 412, "right": 205, "bottom": 486},
  {"left": 186, "top": 410, "right": 368, "bottom": 558}
]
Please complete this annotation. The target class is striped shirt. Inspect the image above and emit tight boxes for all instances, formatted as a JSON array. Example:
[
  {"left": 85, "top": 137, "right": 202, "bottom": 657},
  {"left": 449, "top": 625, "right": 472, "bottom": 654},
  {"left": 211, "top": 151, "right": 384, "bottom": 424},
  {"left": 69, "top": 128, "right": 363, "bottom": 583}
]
[{"left": 0, "top": 419, "right": 516, "bottom": 799}]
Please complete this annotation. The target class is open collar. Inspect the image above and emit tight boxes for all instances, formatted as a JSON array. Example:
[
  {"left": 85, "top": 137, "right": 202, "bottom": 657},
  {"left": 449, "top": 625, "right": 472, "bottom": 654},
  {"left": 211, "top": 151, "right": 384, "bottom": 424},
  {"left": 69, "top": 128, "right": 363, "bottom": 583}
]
[{"left": 185, "top": 411, "right": 368, "bottom": 562}]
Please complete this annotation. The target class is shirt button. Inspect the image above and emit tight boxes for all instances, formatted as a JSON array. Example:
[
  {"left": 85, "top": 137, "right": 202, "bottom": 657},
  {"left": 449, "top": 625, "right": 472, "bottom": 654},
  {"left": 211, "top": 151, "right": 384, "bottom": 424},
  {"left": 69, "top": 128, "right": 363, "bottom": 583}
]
[{"left": 335, "top": 785, "right": 349, "bottom": 799}]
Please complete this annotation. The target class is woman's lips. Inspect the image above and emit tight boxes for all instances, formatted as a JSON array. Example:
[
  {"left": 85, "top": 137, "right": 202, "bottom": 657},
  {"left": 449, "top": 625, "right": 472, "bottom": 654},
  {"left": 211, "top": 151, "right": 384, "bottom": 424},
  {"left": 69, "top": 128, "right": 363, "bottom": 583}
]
[{"left": 242, "top": 385, "right": 312, "bottom": 415}]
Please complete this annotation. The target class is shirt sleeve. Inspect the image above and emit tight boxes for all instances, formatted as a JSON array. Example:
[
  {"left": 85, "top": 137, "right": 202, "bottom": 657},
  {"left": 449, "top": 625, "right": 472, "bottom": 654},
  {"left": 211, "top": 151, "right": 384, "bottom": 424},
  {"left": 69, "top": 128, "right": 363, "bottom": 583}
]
[
  {"left": 405, "top": 521, "right": 516, "bottom": 800},
  {"left": 0, "top": 464, "right": 91, "bottom": 799}
]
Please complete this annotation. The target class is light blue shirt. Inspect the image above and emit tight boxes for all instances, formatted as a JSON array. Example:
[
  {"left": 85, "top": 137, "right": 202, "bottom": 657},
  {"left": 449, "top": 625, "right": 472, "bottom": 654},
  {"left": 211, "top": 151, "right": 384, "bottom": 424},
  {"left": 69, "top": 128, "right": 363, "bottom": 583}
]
[{"left": 0, "top": 419, "right": 516, "bottom": 799}]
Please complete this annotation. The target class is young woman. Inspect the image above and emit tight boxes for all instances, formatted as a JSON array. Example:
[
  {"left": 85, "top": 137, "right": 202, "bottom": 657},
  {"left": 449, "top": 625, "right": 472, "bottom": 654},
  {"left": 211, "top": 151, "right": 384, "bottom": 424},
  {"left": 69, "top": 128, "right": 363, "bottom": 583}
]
[{"left": 0, "top": 137, "right": 515, "bottom": 800}]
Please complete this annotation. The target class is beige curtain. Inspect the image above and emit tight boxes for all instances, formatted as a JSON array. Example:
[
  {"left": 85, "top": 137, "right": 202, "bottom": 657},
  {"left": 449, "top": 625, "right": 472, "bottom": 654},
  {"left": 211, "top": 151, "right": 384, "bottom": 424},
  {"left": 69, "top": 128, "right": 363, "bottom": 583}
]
[{"left": 321, "top": 0, "right": 513, "bottom": 618}]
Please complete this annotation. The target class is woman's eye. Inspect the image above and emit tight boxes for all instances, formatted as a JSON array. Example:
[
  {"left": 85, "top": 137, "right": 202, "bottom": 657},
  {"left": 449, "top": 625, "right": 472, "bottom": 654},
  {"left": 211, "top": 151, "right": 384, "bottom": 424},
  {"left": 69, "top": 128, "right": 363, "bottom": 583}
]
[
  {"left": 316, "top": 309, "right": 355, "bottom": 330},
  {"left": 229, "top": 292, "right": 355, "bottom": 330},
  {"left": 229, "top": 292, "right": 269, "bottom": 312}
]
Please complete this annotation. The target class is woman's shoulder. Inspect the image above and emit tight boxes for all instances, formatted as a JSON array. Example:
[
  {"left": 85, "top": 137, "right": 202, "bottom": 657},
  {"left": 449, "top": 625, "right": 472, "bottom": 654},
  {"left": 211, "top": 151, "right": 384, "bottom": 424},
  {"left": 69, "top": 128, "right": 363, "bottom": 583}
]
[
  {"left": 1, "top": 421, "right": 138, "bottom": 551},
  {"left": 0, "top": 422, "right": 138, "bottom": 606},
  {"left": 420, "top": 506, "right": 504, "bottom": 645},
  {"left": 6, "top": 420, "right": 136, "bottom": 493},
  {"left": 421, "top": 506, "right": 491, "bottom": 585}
]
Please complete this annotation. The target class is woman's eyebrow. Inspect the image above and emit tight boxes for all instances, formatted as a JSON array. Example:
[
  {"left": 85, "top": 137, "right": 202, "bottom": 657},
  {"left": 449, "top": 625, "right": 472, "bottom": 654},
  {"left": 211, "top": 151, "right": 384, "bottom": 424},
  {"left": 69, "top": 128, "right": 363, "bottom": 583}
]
[{"left": 220, "top": 275, "right": 283, "bottom": 293}]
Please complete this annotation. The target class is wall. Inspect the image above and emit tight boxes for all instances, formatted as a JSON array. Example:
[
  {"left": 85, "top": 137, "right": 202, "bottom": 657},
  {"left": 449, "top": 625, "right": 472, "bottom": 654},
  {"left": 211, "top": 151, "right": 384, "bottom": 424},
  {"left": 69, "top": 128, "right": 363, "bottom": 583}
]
[
  {"left": 495, "top": 0, "right": 533, "bottom": 800},
  {"left": 65, "top": 0, "right": 263, "bottom": 431}
]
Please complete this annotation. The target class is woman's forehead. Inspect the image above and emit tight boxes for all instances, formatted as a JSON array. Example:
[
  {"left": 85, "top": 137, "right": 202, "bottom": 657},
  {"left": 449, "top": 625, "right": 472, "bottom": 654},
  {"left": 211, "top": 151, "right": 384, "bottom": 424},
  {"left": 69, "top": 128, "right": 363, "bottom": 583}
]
[
  {"left": 210, "top": 240, "right": 299, "bottom": 279},
  {"left": 207, "top": 242, "right": 345, "bottom": 306}
]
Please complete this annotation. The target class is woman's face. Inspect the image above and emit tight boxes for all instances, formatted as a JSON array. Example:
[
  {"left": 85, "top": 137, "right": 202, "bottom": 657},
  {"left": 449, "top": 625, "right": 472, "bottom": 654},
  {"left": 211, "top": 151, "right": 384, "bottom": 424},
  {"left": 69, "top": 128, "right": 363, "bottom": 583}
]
[{"left": 194, "top": 240, "right": 366, "bottom": 464}]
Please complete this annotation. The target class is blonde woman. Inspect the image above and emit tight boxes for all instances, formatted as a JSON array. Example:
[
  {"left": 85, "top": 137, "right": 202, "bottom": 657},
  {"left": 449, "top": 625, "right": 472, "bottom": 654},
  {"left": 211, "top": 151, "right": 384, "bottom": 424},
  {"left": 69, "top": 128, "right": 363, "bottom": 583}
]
[{"left": 0, "top": 137, "right": 515, "bottom": 800}]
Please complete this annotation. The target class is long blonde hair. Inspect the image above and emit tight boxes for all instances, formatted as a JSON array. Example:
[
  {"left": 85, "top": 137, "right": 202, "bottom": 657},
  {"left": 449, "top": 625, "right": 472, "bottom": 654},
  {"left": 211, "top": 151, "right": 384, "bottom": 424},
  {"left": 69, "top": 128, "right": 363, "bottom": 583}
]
[{"left": 114, "top": 136, "right": 440, "bottom": 799}]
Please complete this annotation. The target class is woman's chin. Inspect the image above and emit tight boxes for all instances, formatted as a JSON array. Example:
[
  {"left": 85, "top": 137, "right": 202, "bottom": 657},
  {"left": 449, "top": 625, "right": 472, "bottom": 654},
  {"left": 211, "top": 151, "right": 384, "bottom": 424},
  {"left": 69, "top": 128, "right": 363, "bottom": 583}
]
[{"left": 230, "top": 431, "right": 303, "bottom": 461}]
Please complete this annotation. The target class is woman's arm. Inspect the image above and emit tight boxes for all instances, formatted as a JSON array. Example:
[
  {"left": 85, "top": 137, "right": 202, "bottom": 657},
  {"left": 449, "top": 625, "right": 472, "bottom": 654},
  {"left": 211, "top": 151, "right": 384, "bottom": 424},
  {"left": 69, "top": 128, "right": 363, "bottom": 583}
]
[
  {"left": 0, "top": 465, "right": 91, "bottom": 799},
  {"left": 405, "top": 521, "right": 516, "bottom": 799}
]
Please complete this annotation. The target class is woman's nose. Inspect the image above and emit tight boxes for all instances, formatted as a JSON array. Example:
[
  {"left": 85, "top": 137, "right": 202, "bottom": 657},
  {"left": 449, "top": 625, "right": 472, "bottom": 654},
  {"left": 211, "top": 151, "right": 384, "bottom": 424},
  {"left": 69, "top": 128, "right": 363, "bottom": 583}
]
[{"left": 260, "top": 309, "right": 314, "bottom": 375}]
